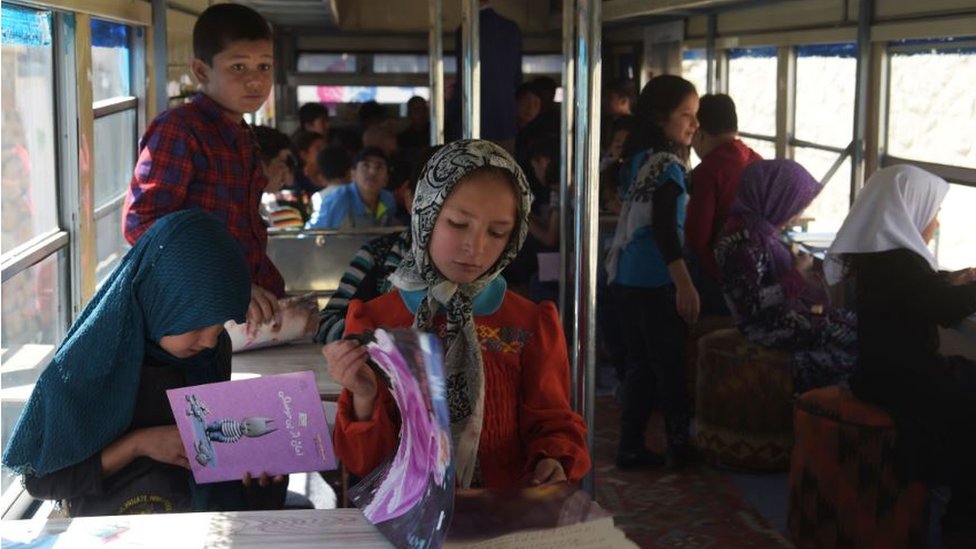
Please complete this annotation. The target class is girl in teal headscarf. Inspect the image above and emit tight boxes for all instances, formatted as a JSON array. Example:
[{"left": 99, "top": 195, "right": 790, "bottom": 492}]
[{"left": 2, "top": 209, "right": 284, "bottom": 516}]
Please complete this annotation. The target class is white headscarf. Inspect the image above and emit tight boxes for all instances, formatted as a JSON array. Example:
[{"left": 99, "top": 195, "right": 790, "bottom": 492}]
[{"left": 824, "top": 165, "right": 949, "bottom": 285}]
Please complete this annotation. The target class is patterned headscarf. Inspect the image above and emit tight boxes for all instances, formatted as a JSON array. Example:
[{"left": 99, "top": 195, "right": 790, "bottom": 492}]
[
  {"left": 729, "top": 159, "right": 822, "bottom": 278},
  {"left": 3, "top": 210, "right": 250, "bottom": 481},
  {"left": 389, "top": 139, "right": 531, "bottom": 488}
]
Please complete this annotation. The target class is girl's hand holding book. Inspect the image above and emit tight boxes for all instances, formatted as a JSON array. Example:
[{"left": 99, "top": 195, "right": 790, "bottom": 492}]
[
  {"left": 323, "top": 340, "right": 378, "bottom": 419},
  {"left": 531, "top": 458, "right": 567, "bottom": 485}
]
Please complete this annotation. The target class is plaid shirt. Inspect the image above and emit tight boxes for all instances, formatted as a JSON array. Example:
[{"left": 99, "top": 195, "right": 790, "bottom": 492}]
[{"left": 124, "top": 93, "right": 285, "bottom": 296}]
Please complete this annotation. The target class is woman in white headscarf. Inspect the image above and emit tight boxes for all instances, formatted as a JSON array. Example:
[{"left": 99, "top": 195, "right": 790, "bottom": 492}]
[{"left": 825, "top": 164, "right": 976, "bottom": 545}]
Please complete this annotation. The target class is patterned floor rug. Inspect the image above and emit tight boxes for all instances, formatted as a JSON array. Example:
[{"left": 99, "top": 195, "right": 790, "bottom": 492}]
[{"left": 592, "top": 397, "right": 794, "bottom": 548}]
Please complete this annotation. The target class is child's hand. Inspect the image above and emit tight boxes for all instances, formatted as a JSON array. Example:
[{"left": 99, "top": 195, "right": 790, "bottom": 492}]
[
  {"left": 324, "top": 340, "right": 378, "bottom": 404},
  {"left": 242, "top": 472, "right": 287, "bottom": 510},
  {"left": 248, "top": 284, "right": 282, "bottom": 328},
  {"left": 947, "top": 267, "right": 976, "bottom": 286},
  {"left": 531, "top": 458, "right": 567, "bottom": 485},
  {"left": 135, "top": 426, "right": 189, "bottom": 469},
  {"left": 674, "top": 281, "right": 700, "bottom": 325}
]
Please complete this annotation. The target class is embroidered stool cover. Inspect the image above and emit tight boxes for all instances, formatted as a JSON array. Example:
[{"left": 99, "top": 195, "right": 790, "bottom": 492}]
[
  {"left": 686, "top": 315, "right": 735, "bottom": 414},
  {"left": 788, "top": 385, "right": 930, "bottom": 549},
  {"left": 694, "top": 328, "right": 793, "bottom": 471}
]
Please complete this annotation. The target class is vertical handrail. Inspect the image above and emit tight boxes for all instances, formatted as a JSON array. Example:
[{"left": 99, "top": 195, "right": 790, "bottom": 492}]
[
  {"left": 558, "top": 0, "right": 576, "bottom": 328},
  {"left": 428, "top": 0, "right": 444, "bottom": 145},
  {"left": 461, "top": 0, "right": 480, "bottom": 139},
  {"left": 572, "top": 0, "right": 601, "bottom": 496},
  {"left": 851, "top": 0, "right": 873, "bottom": 203}
]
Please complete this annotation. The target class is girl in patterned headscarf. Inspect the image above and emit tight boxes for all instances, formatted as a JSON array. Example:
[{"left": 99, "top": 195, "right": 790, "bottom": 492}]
[
  {"left": 714, "top": 159, "right": 857, "bottom": 394},
  {"left": 325, "top": 139, "right": 590, "bottom": 490},
  {"left": 3, "top": 209, "right": 286, "bottom": 516}
]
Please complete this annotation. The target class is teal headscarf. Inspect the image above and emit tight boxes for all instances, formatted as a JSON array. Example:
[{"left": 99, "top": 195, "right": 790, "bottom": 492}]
[{"left": 2, "top": 209, "right": 250, "bottom": 481}]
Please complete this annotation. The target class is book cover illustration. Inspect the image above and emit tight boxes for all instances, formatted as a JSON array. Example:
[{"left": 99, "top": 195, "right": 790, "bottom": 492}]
[
  {"left": 349, "top": 328, "right": 455, "bottom": 549},
  {"left": 166, "top": 370, "right": 337, "bottom": 484}
]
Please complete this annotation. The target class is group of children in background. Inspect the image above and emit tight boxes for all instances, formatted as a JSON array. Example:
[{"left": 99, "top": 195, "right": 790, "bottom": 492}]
[{"left": 2, "top": 2, "right": 973, "bottom": 544}]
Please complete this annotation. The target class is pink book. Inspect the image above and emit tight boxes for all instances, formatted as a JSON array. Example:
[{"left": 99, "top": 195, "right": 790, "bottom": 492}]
[{"left": 166, "top": 371, "right": 336, "bottom": 484}]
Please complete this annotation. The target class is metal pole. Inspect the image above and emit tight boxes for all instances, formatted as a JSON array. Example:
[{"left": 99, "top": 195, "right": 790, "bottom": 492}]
[
  {"left": 428, "top": 0, "right": 444, "bottom": 144},
  {"left": 851, "top": 0, "right": 872, "bottom": 203},
  {"left": 461, "top": 0, "right": 480, "bottom": 139},
  {"left": 151, "top": 0, "right": 168, "bottom": 115},
  {"left": 572, "top": 0, "right": 600, "bottom": 497},
  {"left": 705, "top": 13, "right": 716, "bottom": 93},
  {"left": 558, "top": 0, "right": 576, "bottom": 328}
]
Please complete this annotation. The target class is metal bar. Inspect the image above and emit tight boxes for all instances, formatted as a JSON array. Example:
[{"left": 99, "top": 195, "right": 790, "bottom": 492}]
[
  {"left": 775, "top": 46, "right": 796, "bottom": 160},
  {"left": 559, "top": 0, "right": 576, "bottom": 327},
  {"left": 55, "top": 12, "right": 82, "bottom": 320},
  {"left": 75, "top": 12, "right": 97, "bottom": 305},
  {"left": 737, "top": 131, "right": 776, "bottom": 143},
  {"left": 705, "top": 13, "right": 716, "bottom": 93},
  {"left": 151, "top": 0, "right": 167, "bottom": 116},
  {"left": 789, "top": 138, "right": 848, "bottom": 155},
  {"left": 1, "top": 231, "right": 70, "bottom": 284},
  {"left": 428, "top": 0, "right": 444, "bottom": 145},
  {"left": 851, "top": 0, "right": 872, "bottom": 204},
  {"left": 886, "top": 39, "right": 976, "bottom": 55},
  {"left": 573, "top": 0, "right": 600, "bottom": 497},
  {"left": 93, "top": 96, "right": 138, "bottom": 118},
  {"left": 461, "top": 0, "right": 480, "bottom": 139},
  {"left": 267, "top": 226, "right": 407, "bottom": 238},
  {"left": 819, "top": 142, "right": 853, "bottom": 185},
  {"left": 93, "top": 193, "right": 127, "bottom": 221},
  {"left": 881, "top": 156, "right": 976, "bottom": 188}
]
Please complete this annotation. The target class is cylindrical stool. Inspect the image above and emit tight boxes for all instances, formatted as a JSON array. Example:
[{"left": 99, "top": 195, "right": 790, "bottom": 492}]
[
  {"left": 686, "top": 315, "right": 735, "bottom": 414},
  {"left": 788, "top": 385, "right": 930, "bottom": 549},
  {"left": 694, "top": 328, "right": 794, "bottom": 471}
]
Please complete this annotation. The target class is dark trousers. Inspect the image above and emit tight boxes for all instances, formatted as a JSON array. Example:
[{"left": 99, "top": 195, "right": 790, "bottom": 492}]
[{"left": 614, "top": 283, "right": 690, "bottom": 451}]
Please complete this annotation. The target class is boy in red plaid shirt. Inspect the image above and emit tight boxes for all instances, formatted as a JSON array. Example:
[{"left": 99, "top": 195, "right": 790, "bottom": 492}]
[{"left": 124, "top": 4, "right": 283, "bottom": 326}]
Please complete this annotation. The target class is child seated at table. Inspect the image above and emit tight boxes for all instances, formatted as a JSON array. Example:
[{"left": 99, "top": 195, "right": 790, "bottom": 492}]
[
  {"left": 323, "top": 139, "right": 591, "bottom": 490},
  {"left": 2, "top": 211, "right": 286, "bottom": 516},
  {"left": 714, "top": 159, "right": 857, "bottom": 393},
  {"left": 825, "top": 165, "right": 976, "bottom": 547}
]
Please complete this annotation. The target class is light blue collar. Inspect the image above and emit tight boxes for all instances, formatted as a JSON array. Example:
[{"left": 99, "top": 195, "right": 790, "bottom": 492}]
[{"left": 399, "top": 276, "right": 507, "bottom": 316}]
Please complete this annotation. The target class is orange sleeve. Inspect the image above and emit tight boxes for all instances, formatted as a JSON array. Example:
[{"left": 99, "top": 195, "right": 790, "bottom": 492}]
[
  {"left": 518, "top": 301, "right": 592, "bottom": 482},
  {"left": 332, "top": 299, "right": 400, "bottom": 478}
]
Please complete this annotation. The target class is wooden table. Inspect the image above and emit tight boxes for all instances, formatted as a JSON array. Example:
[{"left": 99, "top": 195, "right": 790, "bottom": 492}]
[
  {"left": 231, "top": 342, "right": 342, "bottom": 400},
  {"left": 1, "top": 509, "right": 392, "bottom": 548}
]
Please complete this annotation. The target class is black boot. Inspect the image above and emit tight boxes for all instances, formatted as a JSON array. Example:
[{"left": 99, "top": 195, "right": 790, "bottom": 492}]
[{"left": 664, "top": 413, "right": 693, "bottom": 470}]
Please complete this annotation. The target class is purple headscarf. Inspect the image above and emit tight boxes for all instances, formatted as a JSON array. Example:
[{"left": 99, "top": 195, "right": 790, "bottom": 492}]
[{"left": 729, "top": 159, "right": 822, "bottom": 277}]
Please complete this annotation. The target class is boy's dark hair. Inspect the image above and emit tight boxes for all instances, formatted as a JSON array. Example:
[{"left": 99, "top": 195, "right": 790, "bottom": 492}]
[
  {"left": 610, "top": 114, "right": 638, "bottom": 136},
  {"left": 358, "top": 101, "right": 388, "bottom": 128},
  {"left": 516, "top": 82, "right": 541, "bottom": 100},
  {"left": 606, "top": 78, "right": 637, "bottom": 107},
  {"left": 298, "top": 103, "right": 329, "bottom": 127},
  {"left": 531, "top": 76, "right": 558, "bottom": 107},
  {"left": 253, "top": 126, "right": 292, "bottom": 164},
  {"left": 697, "top": 94, "right": 738, "bottom": 135},
  {"left": 193, "top": 4, "right": 272, "bottom": 66},
  {"left": 295, "top": 131, "right": 325, "bottom": 154},
  {"left": 354, "top": 146, "right": 389, "bottom": 169},
  {"left": 317, "top": 145, "right": 352, "bottom": 180}
]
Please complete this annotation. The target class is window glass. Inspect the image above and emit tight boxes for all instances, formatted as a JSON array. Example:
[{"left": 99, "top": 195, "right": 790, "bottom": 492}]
[
  {"left": 795, "top": 43, "right": 856, "bottom": 146},
  {"left": 93, "top": 109, "right": 137, "bottom": 207},
  {"left": 888, "top": 40, "right": 976, "bottom": 169},
  {"left": 1, "top": 251, "right": 64, "bottom": 494},
  {"left": 297, "top": 53, "right": 356, "bottom": 72},
  {"left": 297, "top": 85, "right": 429, "bottom": 108},
  {"left": 682, "top": 48, "right": 707, "bottom": 95},
  {"left": 1, "top": 4, "right": 58, "bottom": 254},
  {"left": 522, "top": 54, "right": 561, "bottom": 75},
  {"left": 792, "top": 147, "right": 852, "bottom": 232},
  {"left": 727, "top": 46, "right": 777, "bottom": 137},
  {"left": 90, "top": 19, "right": 131, "bottom": 102},
  {"left": 95, "top": 204, "right": 128, "bottom": 285},
  {"left": 740, "top": 137, "right": 777, "bottom": 160},
  {"left": 936, "top": 183, "right": 976, "bottom": 271},
  {"left": 373, "top": 54, "right": 427, "bottom": 73}
]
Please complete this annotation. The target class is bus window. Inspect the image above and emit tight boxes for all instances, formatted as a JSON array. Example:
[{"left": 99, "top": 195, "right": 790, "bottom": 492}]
[
  {"left": 793, "top": 42, "right": 856, "bottom": 233},
  {"left": 297, "top": 52, "right": 356, "bottom": 73},
  {"left": 91, "top": 18, "right": 137, "bottom": 285},
  {"left": 681, "top": 48, "right": 707, "bottom": 96},
  {"left": 1, "top": 4, "right": 58, "bottom": 253},
  {"left": 937, "top": 183, "right": 976, "bottom": 271},
  {"left": 727, "top": 46, "right": 777, "bottom": 138}
]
